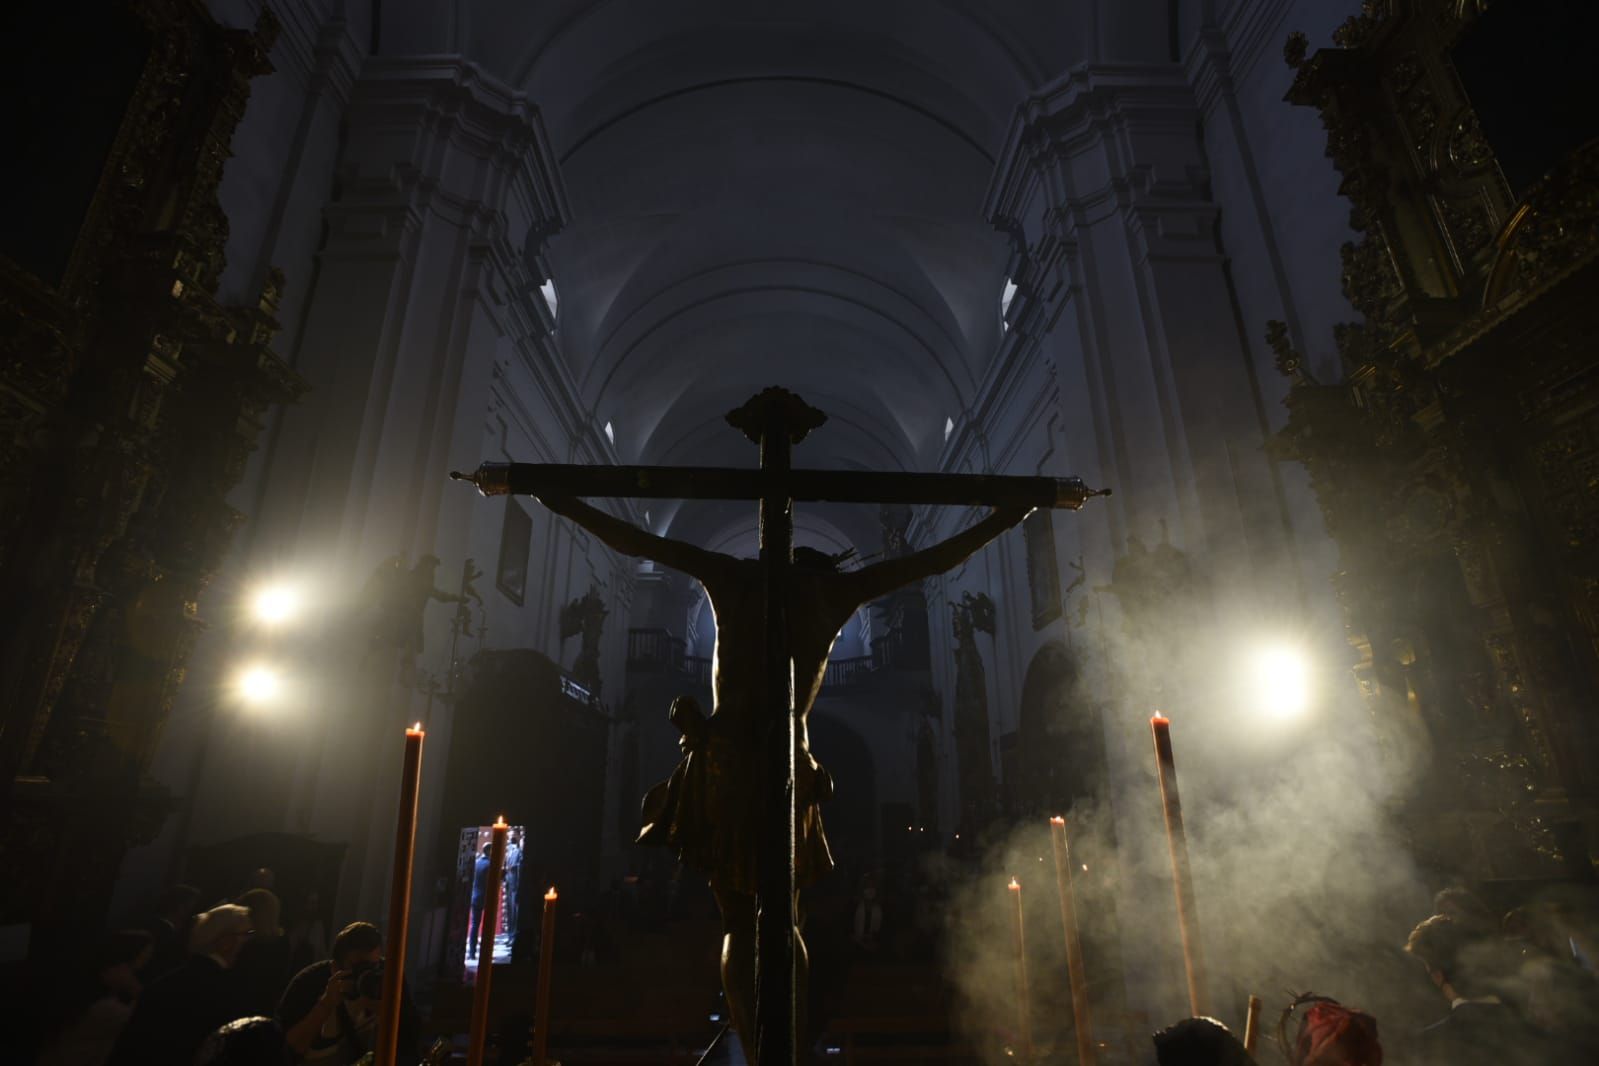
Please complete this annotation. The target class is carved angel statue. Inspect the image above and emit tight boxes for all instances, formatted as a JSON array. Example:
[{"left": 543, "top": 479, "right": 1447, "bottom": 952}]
[{"left": 361, "top": 553, "right": 467, "bottom": 686}]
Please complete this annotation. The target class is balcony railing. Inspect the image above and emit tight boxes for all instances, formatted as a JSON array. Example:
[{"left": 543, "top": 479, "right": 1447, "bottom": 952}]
[
  {"left": 628, "top": 629, "right": 880, "bottom": 692},
  {"left": 823, "top": 656, "right": 873, "bottom": 690},
  {"left": 627, "top": 627, "right": 685, "bottom": 671}
]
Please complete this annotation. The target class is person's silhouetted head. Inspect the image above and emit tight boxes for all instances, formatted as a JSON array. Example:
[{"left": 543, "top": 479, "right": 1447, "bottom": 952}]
[
  {"left": 330, "top": 922, "right": 382, "bottom": 969},
  {"left": 1152, "top": 1016, "right": 1255, "bottom": 1066},
  {"left": 237, "top": 888, "right": 281, "bottom": 938},
  {"left": 1281, "top": 994, "right": 1383, "bottom": 1066},
  {"left": 1433, "top": 887, "right": 1497, "bottom": 935},
  {"left": 189, "top": 905, "right": 253, "bottom": 969},
  {"left": 195, "top": 1016, "right": 291, "bottom": 1066}
]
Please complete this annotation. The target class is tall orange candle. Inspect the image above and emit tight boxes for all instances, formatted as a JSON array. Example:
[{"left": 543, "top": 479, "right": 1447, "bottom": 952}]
[
  {"left": 375, "top": 724, "right": 424, "bottom": 1066},
  {"left": 1050, "top": 817, "right": 1095, "bottom": 1065},
  {"left": 532, "top": 886, "right": 558, "bottom": 1065},
  {"left": 1151, "top": 714, "right": 1208, "bottom": 1015},
  {"left": 1243, "top": 994, "right": 1263, "bottom": 1054},
  {"left": 1008, "top": 877, "right": 1033, "bottom": 1059},
  {"left": 466, "top": 817, "right": 508, "bottom": 1066}
]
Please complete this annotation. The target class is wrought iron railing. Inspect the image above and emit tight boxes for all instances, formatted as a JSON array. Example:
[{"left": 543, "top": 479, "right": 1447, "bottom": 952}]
[{"left": 627, "top": 629, "right": 880, "bottom": 691}]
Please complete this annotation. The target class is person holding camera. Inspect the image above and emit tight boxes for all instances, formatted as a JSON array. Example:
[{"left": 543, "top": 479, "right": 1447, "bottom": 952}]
[{"left": 277, "top": 922, "right": 418, "bottom": 1064}]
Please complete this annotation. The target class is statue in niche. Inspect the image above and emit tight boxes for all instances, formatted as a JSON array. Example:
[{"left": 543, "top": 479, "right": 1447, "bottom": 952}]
[
  {"left": 362, "top": 554, "right": 468, "bottom": 687},
  {"left": 530, "top": 493, "right": 1028, "bottom": 1048},
  {"left": 872, "top": 502, "right": 932, "bottom": 670},
  {"left": 951, "top": 590, "right": 998, "bottom": 839},
  {"left": 880, "top": 502, "right": 913, "bottom": 558},
  {"left": 560, "top": 583, "right": 609, "bottom": 695}
]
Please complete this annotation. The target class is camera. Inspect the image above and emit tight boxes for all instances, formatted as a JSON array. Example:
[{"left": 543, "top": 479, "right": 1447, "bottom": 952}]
[{"left": 348, "top": 958, "right": 385, "bottom": 1001}]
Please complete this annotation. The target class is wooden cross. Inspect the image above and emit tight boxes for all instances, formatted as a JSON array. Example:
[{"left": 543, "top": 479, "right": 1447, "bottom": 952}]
[{"left": 452, "top": 387, "right": 1106, "bottom": 1065}]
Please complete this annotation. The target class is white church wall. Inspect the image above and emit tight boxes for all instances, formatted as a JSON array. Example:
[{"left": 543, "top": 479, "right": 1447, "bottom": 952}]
[
  {"left": 1187, "top": 0, "right": 1360, "bottom": 634},
  {"left": 124, "top": 51, "right": 642, "bottom": 938},
  {"left": 928, "top": 26, "right": 1366, "bottom": 1020}
]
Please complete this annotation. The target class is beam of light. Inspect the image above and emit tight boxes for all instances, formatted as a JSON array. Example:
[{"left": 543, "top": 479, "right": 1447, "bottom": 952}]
[
  {"left": 1250, "top": 642, "right": 1312, "bottom": 719},
  {"left": 249, "top": 582, "right": 302, "bottom": 627},
  {"left": 236, "top": 664, "right": 283, "bottom": 706}
]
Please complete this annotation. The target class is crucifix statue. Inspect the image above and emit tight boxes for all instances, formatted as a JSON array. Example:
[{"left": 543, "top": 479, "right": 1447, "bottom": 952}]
[{"left": 453, "top": 388, "right": 1106, "bottom": 1064}]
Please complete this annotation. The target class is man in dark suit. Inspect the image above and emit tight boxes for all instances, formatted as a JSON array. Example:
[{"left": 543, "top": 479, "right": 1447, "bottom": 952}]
[
  {"left": 1405, "top": 914, "right": 1565, "bottom": 1065},
  {"left": 110, "top": 903, "right": 252, "bottom": 1066},
  {"left": 503, "top": 831, "right": 523, "bottom": 937},
  {"left": 468, "top": 843, "right": 493, "bottom": 948}
]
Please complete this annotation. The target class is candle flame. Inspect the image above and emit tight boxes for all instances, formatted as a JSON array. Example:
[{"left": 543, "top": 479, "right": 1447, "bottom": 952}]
[
  {"left": 1049, "top": 815, "right": 1064, "bottom": 826},
  {"left": 494, "top": 815, "right": 507, "bottom": 828},
  {"left": 545, "top": 886, "right": 558, "bottom": 901},
  {"left": 413, "top": 721, "right": 422, "bottom": 731},
  {"left": 1008, "top": 877, "right": 1020, "bottom": 891}
]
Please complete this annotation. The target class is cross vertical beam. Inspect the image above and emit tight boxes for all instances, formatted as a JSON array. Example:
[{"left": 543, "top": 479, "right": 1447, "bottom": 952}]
[
  {"left": 727, "top": 388, "right": 823, "bottom": 1066},
  {"left": 754, "top": 403, "right": 797, "bottom": 1065}
]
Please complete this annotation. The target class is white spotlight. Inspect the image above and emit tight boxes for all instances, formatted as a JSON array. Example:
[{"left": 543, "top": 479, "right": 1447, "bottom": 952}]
[
  {"left": 250, "top": 582, "right": 302, "bottom": 627},
  {"left": 236, "top": 664, "right": 283, "bottom": 706},
  {"left": 1250, "top": 643, "right": 1311, "bottom": 718}
]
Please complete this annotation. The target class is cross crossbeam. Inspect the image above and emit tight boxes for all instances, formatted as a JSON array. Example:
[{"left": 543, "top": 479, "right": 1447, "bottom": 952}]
[
  {"left": 450, "top": 389, "right": 1107, "bottom": 1066},
  {"left": 450, "top": 461, "right": 1104, "bottom": 510}
]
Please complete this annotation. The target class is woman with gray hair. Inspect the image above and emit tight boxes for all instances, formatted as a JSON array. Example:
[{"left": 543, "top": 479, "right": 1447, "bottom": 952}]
[{"left": 108, "top": 904, "right": 252, "bottom": 1066}]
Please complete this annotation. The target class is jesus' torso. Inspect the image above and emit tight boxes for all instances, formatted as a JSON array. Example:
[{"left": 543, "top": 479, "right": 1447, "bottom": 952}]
[{"left": 702, "top": 559, "right": 856, "bottom": 742}]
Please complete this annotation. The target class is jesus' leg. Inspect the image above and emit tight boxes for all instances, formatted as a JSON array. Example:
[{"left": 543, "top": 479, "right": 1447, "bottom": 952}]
[
  {"left": 712, "top": 886, "right": 811, "bottom": 1060},
  {"left": 713, "top": 886, "right": 757, "bottom": 1043}
]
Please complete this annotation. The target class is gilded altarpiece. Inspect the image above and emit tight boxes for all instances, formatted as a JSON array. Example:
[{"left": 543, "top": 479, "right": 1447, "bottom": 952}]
[
  {"left": 1272, "top": 0, "right": 1599, "bottom": 878},
  {"left": 0, "top": 2, "right": 302, "bottom": 959}
]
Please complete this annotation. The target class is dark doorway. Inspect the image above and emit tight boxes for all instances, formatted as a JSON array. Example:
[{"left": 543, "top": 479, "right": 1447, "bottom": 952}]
[
  {"left": 807, "top": 709, "right": 876, "bottom": 884},
  {"left": 1016, "top": 644, "right": 1107, "bottom": 816}
]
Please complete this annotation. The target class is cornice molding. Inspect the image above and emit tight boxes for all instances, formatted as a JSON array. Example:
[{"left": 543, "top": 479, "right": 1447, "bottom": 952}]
[
  {"left": 341, "top": 56, "right": 571, "bottom": 252},
  {"left": 309, "top": 17, "right": 363, "bottom": 107},
  {"left": 985, "top": 63, "right": 1204, "bottom": 234}
]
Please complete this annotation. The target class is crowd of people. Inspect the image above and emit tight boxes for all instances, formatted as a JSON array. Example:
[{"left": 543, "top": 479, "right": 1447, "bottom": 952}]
[
  {"left": 23, "top": 861, "right": 1599, "bottom": 1065},
  {"left": 30, "top": 870, "right": 424, "bottom": 1066},
  {"left": 1151, "top": 886, "right": 1599, "bottom": 1066}
]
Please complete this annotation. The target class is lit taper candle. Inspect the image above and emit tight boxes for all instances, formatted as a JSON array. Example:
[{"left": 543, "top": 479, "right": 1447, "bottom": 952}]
[
  {"left": 1008, "top": 877, "right": 1033, "bottom": 1059},
  {"left": 466, "top": 817, "right": 508, "bottom": 1066},
  {"left": 1151, "top": 714, "right": 1208, "bottom": 1015},
  {"left": 1050, "top": 816, "right": 1095, "bottom": 1065},
  {"left": 375, "top": 723, "right": 424, "bottom": 1066},
  {"left": 532, "top": 886, "right": 558, "bottom": 1065}
]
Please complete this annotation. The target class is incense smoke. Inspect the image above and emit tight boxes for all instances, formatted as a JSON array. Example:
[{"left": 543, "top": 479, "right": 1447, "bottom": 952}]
[{"left": 934, "top": 581, "right": 1440, "bottom": 1062}]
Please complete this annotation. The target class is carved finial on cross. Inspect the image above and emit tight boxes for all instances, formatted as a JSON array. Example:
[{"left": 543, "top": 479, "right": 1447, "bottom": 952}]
[{"left": 725, "top": 387, "right": 828, "bottom": 445}]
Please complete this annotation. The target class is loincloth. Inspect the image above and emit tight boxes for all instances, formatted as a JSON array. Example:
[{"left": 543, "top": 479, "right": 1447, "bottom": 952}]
[{"left": 637, "top": 707, "right": 834, "bottom": 895}]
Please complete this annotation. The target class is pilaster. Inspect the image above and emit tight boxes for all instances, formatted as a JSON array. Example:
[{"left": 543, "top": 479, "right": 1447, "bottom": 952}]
[
  {"left": 985, "top": 64, "right": 1288, "bottom": 581},
  {"left": 231, "top": 57, "right": 573, "bottom": 922}
]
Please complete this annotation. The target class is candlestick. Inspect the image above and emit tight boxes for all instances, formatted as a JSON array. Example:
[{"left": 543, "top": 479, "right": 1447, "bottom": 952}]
[
  {"left": 466, "top": 817, "right": 509, "bottom": 1066},
  {"left": 1151, "top": 714, "right": 1208, "bottom": 1016},
  {"left": 374, "top": 724, "right": 424, "bottom": 1066},
  {"left": 1008, "top": 877, "right": 1033, "bottom": 1059},
  {"left": 532, "top": 886, "right": 558, "bottom": 1065},
  {"left": 1243, "top": 994, "right": 1263, "bottom": 1054},
  {"left": 1050, "top": 817, "right": 1095, "bottom": 1065}
]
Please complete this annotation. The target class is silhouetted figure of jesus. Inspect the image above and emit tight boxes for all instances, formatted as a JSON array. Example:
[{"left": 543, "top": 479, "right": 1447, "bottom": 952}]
[{"left": 536, "top": 492, "right": 1030, "bottom": 1046}]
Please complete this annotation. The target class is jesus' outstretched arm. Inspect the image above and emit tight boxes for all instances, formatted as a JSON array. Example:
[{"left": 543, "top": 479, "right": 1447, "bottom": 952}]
[
  {"left": 537, "top": 495, "right": 728, "bottom": 585},
  {"left": 838, "top": 505, "right": 1032, "bottom": 607}
]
